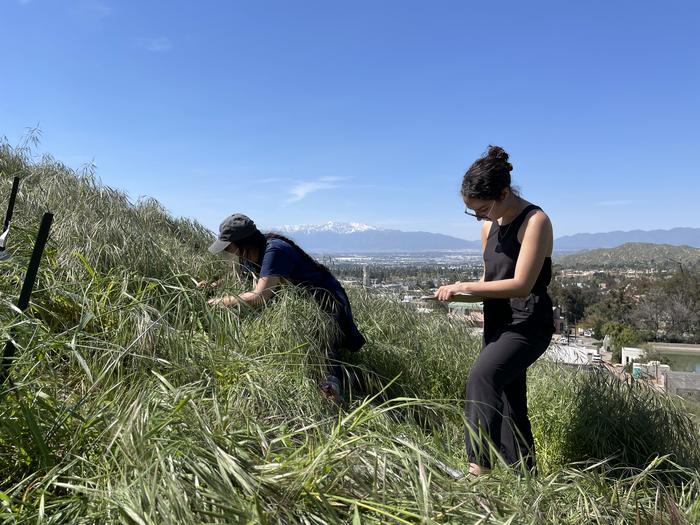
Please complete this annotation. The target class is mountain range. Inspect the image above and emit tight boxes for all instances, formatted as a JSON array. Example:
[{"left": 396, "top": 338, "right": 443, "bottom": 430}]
[
  {"left": 553, "top": 227, "right": 700, "bottom": 251},
  {"left": 276, "top": 222, "right": 481, "bottom": 252},
  {"left": 555, "top": 243, "right": 700, "bottom": 270},
  {"left": 273, "top": 222, "right": 700, "bottom": 254}
]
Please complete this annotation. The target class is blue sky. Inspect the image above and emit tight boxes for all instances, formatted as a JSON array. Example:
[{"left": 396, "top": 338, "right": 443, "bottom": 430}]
[{"left": 2, "top": 0, "right": 699, "bottom": 240}]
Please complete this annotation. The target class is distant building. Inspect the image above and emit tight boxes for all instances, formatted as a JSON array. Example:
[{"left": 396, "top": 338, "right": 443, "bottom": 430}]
[
  {"left": 447, "top": 302, "right": 484, "bottom": 328},
  {"left": 667, "top": 371, "right": 700, "bottom": 402},
  {"left": 544, "top": 344, "right": 592, "bottom": 365},
  {"left": 621, "top": 346, "right": 646, "bottom": 366},
  {"left": 552, "top": 306, "right": 565, "bottom": 334},
  {"left": 602, "top": 334, "right": 612, "bottom": 352},
  {"left": 632, "top": 361, "right": 670, "bottom": 390},
  {"left": 628, "top": 361, "right": 700, "bottom": 401},
  {"left": 362, "top": 265, "right": 370, "bottom": 287}
]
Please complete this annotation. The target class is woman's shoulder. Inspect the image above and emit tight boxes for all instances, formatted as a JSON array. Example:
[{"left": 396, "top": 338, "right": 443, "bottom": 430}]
[
  {"left": 266, "top": 237, "right": 292, "bottom": 250},
  {"left": 521, "top": 201, "right": 550, "bottom": 222},
  {"left": 517, "top": 202, "right": 553, "bottom": 244},
  {"left": 267, "top": 237, "right": 291, "bottom": 248}
]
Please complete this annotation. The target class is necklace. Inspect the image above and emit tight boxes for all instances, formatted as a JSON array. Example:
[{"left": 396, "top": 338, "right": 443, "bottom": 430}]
[
  {"left": 497, "top": 203, "right": 526, "bottom": 241},
  {"left": 497, "top": 219, "right": 514, "bottom": 241}
]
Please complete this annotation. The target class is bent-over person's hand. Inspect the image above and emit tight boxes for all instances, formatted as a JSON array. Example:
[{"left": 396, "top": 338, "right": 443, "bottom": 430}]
[
  {"left": 196, "top": 279, "right": 223, "bottom": 290},
  {"left": 207, "top": 295, "right": 240, "bottom": 307}
]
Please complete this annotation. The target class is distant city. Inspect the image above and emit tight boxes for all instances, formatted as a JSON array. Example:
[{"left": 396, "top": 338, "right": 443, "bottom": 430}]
[{"left": 292, "top": 225, "right": 700, "bottom": 406}]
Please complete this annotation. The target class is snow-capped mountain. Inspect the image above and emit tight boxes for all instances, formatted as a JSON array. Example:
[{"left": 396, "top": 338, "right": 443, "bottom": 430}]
[
  {"left": 277, "top": 222, "right": 380, "bottom": 235},
  {"left": 271, "top": 222, "right": 480, "bottom": 253}
]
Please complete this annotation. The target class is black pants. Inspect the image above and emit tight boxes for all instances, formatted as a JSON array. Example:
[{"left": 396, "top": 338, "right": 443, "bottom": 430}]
[
  {"left": 465, "top": 321, "right": 552, "bottom": 470},
  {"left": 312, "top": 289, "right": 365, "bottom": 383}
]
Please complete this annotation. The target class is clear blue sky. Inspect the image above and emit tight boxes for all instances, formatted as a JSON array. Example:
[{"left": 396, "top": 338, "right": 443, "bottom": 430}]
[{"left": 2, "top": 0, "right": 699, "bottom": 240}]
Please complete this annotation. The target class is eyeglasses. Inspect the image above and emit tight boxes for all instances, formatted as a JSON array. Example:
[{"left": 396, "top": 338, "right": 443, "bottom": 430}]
[{"left": 464, "top": 200, "right": 495, "bottom": 221}]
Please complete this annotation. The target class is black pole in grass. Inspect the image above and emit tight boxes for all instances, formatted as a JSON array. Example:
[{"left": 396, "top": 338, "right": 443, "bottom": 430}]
[
  {"left": 0, "top": 177, "right": 21, "bottom": 258},
  {"left": 3, "top": 177, "right": 20, "bottom": 232},
  {"left": 0, "top": 212, "right": 53, "bottom": 386}
]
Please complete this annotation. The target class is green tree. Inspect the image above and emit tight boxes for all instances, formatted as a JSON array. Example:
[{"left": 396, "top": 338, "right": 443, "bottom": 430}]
[
  {"left": 549, "top": 279, "right": 601, "bottom": 324},
  {"left": 586, "top": 289, "right": 634, "bottom": 325},
  {"left": 631, "top": 266, "right": 700, "bottom": 343},
  {"left": 601, "top": 321, "right": 644, "bottom": 364}
]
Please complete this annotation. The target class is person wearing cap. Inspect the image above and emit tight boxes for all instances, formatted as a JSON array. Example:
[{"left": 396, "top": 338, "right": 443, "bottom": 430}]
[{"left": 204, "top": 213, "right": 366, "bottom": 402}]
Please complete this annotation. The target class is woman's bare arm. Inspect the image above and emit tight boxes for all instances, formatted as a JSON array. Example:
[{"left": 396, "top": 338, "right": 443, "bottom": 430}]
[
  {"left": 208, "top": 276, "right": 281, "bottom": 307},
  {"left": 437, "top": 211, "right": 552, "bottom": 300}
]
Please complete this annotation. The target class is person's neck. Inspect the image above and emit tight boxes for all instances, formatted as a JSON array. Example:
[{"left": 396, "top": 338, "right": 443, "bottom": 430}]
[
  {"left": 498, "top": 196, "right": 527, "bottom": 225},
  {"left": 240, "top": 247, "right": 261, "bottom": 267}
]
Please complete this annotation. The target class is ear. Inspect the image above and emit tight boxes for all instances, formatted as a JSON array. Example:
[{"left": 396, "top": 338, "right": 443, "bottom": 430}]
[{"left": 500, "top": 187, "right": 510, "bottom": 201}]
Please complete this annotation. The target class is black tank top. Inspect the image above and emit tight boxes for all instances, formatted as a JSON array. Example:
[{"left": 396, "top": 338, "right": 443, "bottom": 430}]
[{"left": 482, "top": 204, "right": 554, "bottom": 333}]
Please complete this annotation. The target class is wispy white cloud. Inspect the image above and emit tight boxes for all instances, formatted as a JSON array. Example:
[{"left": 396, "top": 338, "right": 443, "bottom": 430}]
[
  {"left": 79, "top": 0, "right": 112, "bottom": 20},
  {"left": 594, "top": 199, "right": 639, "bottom": 207},
  {"left": 137, "top": 36, "right": 173, "bottom": 52},
  {"left": 66, "top": 0, "right": 112, "bottom": 27},
  {"left": 287, "top": 176, "right": 348, "bottom": 203}
]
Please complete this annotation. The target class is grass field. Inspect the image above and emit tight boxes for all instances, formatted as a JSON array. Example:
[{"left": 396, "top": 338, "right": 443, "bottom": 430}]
[{"left": 1, "top": 141, "right": 699, "bottom": 523}]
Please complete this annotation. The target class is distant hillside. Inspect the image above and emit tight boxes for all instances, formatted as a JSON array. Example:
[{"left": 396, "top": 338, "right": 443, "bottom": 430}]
[
  {"left": 555, "top": 228, "right": 700, "bottom": 251},
  {"left": 555, "top": 242, "right": 700, "bottom": 269}
]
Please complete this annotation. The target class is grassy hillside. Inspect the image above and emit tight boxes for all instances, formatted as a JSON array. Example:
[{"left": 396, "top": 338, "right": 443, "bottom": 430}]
[
  {"left": 1, "top": 142, "right": 700, "bottom": 524},
  {"left": 556, "top": 242, "right": 700, "bottom": 270}
]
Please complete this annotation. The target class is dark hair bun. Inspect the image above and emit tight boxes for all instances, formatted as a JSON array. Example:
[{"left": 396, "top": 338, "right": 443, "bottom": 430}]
[
  {"left": 486, "top": 145, "right": 513, "bottom": 173},
  {"left": 461, "top": 144, "right": 518, "bottom": 200}
]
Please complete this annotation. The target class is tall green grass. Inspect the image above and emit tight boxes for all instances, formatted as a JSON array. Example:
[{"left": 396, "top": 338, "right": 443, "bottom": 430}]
[{"left": 1, "top": 140, "right": 699, "bottom": 523}]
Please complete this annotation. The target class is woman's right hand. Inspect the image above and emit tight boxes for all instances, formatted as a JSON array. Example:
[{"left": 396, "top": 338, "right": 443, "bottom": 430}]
[{"left": 436, "top": 283, "right": 461, "bottom": 301}]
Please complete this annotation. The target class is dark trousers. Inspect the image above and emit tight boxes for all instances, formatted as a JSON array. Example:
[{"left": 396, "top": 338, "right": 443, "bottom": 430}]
[
  {"left": 465, "top": 322, "right": 552, "bottom": 470},
  {"left": 312, "top": 289, "right": 365, "bottom": 384}
]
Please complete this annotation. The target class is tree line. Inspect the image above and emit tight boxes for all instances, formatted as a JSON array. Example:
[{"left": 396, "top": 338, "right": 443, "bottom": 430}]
[{"left": 549, "top": 266, "right": 700, "bottom": 361}]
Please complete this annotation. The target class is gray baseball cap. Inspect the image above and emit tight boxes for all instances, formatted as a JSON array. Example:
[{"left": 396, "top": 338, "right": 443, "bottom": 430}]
[{"left": 208, "top": 213, "right": 258, "bottom": 254}]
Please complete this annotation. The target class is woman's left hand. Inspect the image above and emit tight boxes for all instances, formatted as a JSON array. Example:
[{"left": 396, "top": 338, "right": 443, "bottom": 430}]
[{"left": 436, "top": 282, "right": 467, "bottom": 301}]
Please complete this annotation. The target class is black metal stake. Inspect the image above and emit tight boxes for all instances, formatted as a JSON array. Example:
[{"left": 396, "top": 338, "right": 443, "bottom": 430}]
[
  {"left": 0, "top": 212, "right": 53, "bottom": 386},
  {"left": 1, "top": 177, "right": 21, "bottom": 254},
  {"left": 3, "top": 177, "right": 20, "bottom": 232}
]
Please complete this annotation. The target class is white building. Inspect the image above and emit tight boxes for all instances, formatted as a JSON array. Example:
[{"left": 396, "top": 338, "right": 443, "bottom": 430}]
[
  {"left": 447, "top": 302, "right": 484, "bottom": 328},
  {"left": 621, "top": 346, "right": 646, "bottom": 366},
  {"left": 632, "top": 361, "right": 670, "bottom": 390},
  {"left": 544, "top": 344, "right": 593, "bottom": 365}
]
